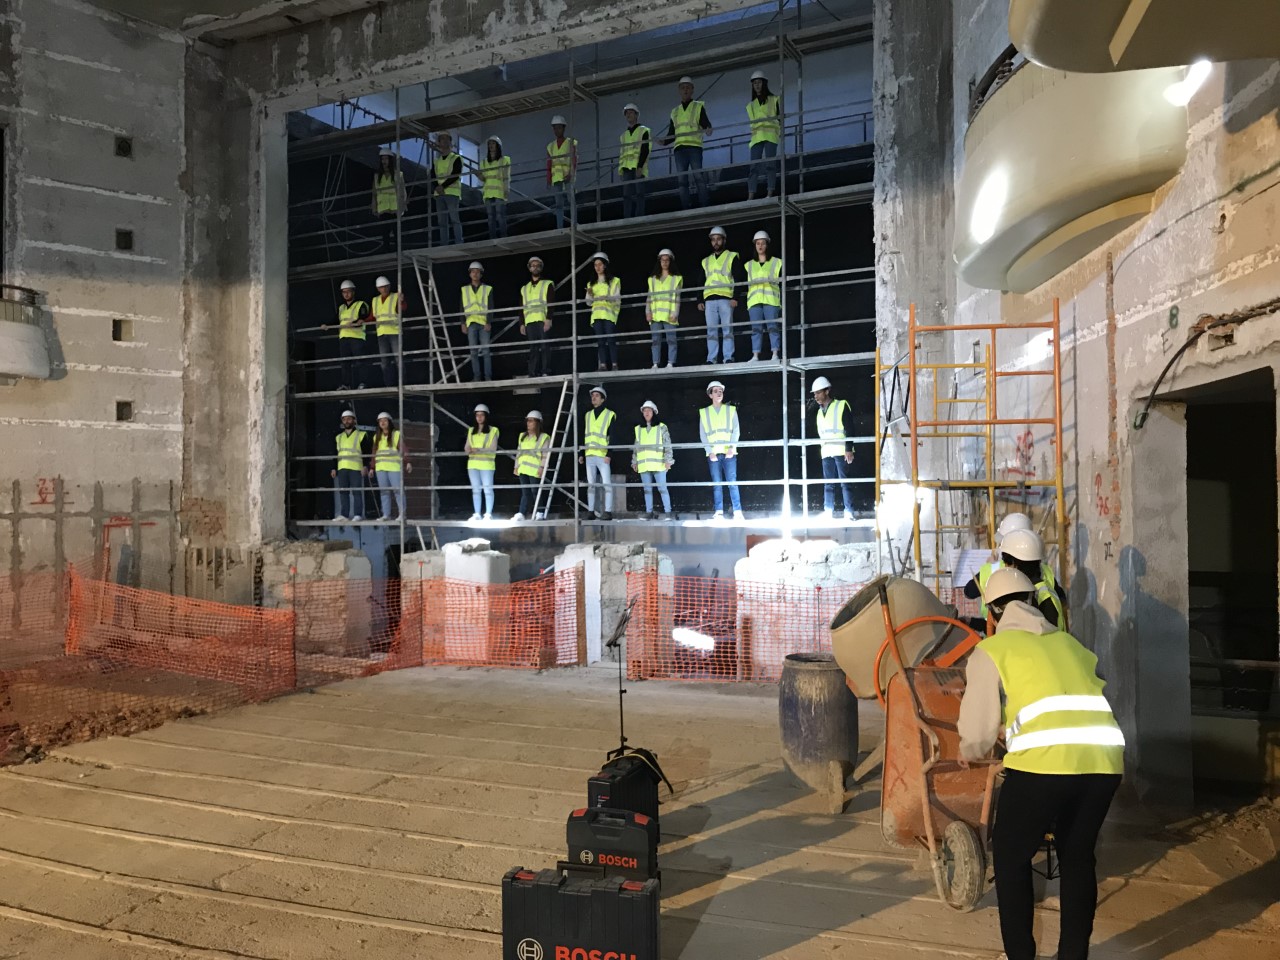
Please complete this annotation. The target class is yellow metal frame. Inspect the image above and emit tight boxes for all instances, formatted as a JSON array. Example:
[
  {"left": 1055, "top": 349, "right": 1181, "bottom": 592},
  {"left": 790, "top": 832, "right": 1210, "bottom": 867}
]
[{"left": 875, "top": 300, "right": 1068, "bottom": 596}]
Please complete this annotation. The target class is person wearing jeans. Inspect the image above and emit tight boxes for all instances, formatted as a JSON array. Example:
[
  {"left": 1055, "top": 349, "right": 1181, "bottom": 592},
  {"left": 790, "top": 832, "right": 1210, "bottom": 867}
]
[
  {"left": 584, "top": 252, "right": 621, "bottom": 371},
  {"left": 371, "top": 412, "right": 411, "bottom": 520},
  {"left": 618, "top": 103, "right": 651, "bottom": 219},
  {"left": 546, "top": 116, "right": 577, "bottom": 229},
  {"left": 460, "top": 262, "right": 494, "bottom": 382},
  {"left": 745, "top": 230, "right": 782, "bottom": 362},
  {"left": 328, "top": 279, "right": 369, "bottom": 390},
  {"left": 745, "top": 70, "right": 781, "bottom": 199},
  {"left": 432, "top": 132, "right": 464, "bottom": 245},
  {"left": 809, "top": 376, "right": 855, "bottom": 518},
  {"left": 700, "top": 226, "right": 740, "bottom": 364},
  {"left": 371, "top": 276, "right": 403, "bottom": 387},
  {"left": 514, "top": 411, "right": 550, "bottom": 521},
  {"left": 660, "top": 77, "right": 713, "bottom": 209},
  {"left": 331, "top": 410, "right": 367, "bottom": 521},
  {"left": 632, "top": 400, "right": 674, "bottom": 519},
  {"left": 647, "top": 248, "right": 682, "bottom": 369},
  {"left": 480, "top": 135, "right": 511, "bottom": 239},
  {"left": 699, "top": 380, "right": 743, "bottom": 519},
  {"left": 580, "top": 385, "right": 616, "bottom": 520},
  {"left": 464, "top": 404, "right": 498, "bottom": 520}
]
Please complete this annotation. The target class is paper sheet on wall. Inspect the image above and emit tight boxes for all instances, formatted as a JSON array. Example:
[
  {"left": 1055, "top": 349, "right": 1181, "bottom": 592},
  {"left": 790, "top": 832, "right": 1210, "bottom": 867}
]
[{"left": 950, "top": 547, "right": 993, "bottom": 588}]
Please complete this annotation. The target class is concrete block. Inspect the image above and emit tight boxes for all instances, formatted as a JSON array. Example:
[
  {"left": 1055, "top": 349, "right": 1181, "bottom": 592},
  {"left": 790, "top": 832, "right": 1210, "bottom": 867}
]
[
  {"left": 445, "top": 537, "right": 493, "bottom": 556},
  {"left": 747, "top": 538, "right": 803, "bottom": 565},
  {"left": 293, "top": 555, "right": 318, "bottom": 577},
  {"left": 400, "top": 550, "right": 445, "bottom": 580},
  {"left": 321, "top": 552, "right": 347, "bottom": 577},
  {"left": 346, "top": 554, "right": 372, "bottom": 580},
  {"left": 445, "top": 548, "right": 510, "bottom": 584},
  {"left": 799, "top": 539, "right": 840, "bottom": 564}
]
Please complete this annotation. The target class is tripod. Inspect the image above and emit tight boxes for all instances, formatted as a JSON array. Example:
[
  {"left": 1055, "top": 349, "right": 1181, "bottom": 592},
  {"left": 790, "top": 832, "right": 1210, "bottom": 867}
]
[{"left": 603, "top": 597, "right": 673, "bottom": 792}]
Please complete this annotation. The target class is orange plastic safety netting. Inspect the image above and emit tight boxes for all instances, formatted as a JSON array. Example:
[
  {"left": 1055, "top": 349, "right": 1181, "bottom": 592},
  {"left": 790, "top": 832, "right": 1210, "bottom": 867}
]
[{"left": 624, "top": 570, "right": 865, "bottom": 682}]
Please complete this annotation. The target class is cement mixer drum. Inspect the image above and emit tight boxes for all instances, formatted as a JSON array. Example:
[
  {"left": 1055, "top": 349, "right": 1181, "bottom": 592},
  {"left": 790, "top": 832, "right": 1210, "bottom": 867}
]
[{"left": 830, "top": 576, "right": 955, "bottom": 698}]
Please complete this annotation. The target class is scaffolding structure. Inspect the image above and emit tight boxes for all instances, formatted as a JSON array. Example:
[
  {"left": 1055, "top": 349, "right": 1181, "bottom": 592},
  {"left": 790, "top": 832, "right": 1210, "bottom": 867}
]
[
  {"left": 874, "top": 301, "right": 1067, "bottom": 598},
  {"left": 284, "top": 1, "right": 881, "bottom": 541}
]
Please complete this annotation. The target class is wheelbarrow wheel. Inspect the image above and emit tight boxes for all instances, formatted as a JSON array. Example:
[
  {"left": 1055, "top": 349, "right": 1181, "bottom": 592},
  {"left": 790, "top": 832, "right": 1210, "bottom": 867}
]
[{"left": 940, "top": 821, "right": 986, "bottom": 912}]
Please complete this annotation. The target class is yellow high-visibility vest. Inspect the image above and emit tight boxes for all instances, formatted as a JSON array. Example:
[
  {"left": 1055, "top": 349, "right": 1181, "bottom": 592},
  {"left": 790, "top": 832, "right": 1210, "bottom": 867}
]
[
  {"left": 670, "top": 100, "right": 706, "bottom": 149},
  {"left": 817, "top": 398, "right": 850, "bottom": 458},
  {"left": 647, "top": 274, "right": 682, "bottom": 325},
  {"left": 634, "top": 424, "right": 667, "bottom": 473},
  {"left": 588, "top": 278, "right": 621, "bottom": 324},
  {"left": 619, "top": 125, "right": 650, "bottom": 177},
  {"left": 700, "top": 404, "right": 737, "bottom": 456},
  {"left": 374, "top": 172, "right": 400, "bottom": 214},
  {"left": 976, "top": 560, "right": 1003, "bottom": 618},
  {"left": 746, "top": 94, "right": 781, "bottom": 146},
  {"left": 746, "top": 257, "right": 782, "bottom": 308},
  {"left": 335, "top": 430, "right": 366, "bottom": 471},
  {"left": 372, "top": 292, "right": 401, "bottom": 336},
  {"left": 434, "top": 153, "right": 463, "bottom": 197},
  {"left": 1037, "top": 582, "right": 1066, "bottom": 629},
  {"left": 978, "top": 628, "right": 1125, "bottom": 775},
  {"left": 373, "top": 431, "right": 402, "bottom": 473},
  {"left": 338, "top": 300, "right": 367, "bottom": 340},
  {"left": 517, "top": 432, "right": 549, "bottom": 478},
  {"left": 547, "top": 138, "right": 577, "bottom": 184},
  {"left": 462, "top": 284, "right": 492, "bottom": 327},
  {"left": 466, "top": 427, "right": 499, "bottom": 471},
  {"left": 584, "top": 408, "right": 615, "bottom": 457},
  {"left": 701, "top": 251, "right": 738, "bottom": 299},
  {"left": 521, "top": 280, "right": 553, "bottom": 326},
  {"left": 479, "top": 156, "right": 510, "bottom": 201}
]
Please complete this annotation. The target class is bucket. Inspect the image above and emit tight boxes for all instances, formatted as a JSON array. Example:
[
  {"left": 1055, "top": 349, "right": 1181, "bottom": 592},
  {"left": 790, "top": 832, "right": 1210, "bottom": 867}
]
[{"left": 778, "top": 652, "right": 859, "bottom": 799}]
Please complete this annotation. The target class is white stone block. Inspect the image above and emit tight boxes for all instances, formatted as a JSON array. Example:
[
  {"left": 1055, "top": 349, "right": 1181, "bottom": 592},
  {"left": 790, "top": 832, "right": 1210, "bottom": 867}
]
[
  {"left": 445, "top": 537, "right": 493, "bottom": 556},
  {"left": 401, "top": 550, "right": 445, "bottom": 580},
  {"left": 320, "top": 552, "right": 347, "bottom": 577},
  {"left": 446, "top": 548, "right": 510, "bottom": 584},
  {"left": 747, "top": 537, "right": 802, "bottom": 565},
  {"left": 799, "top": 539, "right": 839, "bottom": 564}
]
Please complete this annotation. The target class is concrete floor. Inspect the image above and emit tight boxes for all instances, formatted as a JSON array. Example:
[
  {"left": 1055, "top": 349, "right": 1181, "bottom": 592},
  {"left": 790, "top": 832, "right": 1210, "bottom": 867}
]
[{"left": 0, "top": 667, "right": 1276, "bottom": 959}]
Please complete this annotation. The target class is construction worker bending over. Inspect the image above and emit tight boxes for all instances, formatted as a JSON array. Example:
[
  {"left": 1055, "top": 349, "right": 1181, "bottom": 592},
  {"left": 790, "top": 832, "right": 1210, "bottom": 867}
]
[
  {"left": 514, "top": 410, "right": 550, "bottom": 522},
  {"left": 700, "top": 226, "right": 740, "bottom": 364},
  {"left": 371, "top": 412, "right": 411, "bottom": 521},
  {"left": 433, "top": 132, "right": 464, "bottom": 245},
  {"left": 746, "top": 230, "right": 782, "bottom": 362},
  {"left": 460, "top": 262, "right": 494, "bottom": 382},
  {"left": 371, "top": 276, "right": 403, "bottom": 387},
  {"left": 619, "top": 103, "right": 651, "bottom": 219},
  {"left": 660, "top": 76, "right": 712, "bottom": 209},
  {"left": 465, "top": 404, "right": 498, "bottom": 521},
  {"left": 963, "top": 515, "right": 1064, "bottom": 626},
  {"left": 746, "top": 70, "right": 781, "bottom": 199},
  {"left": 633, "top": 400, "right": 675, "bottom": 520},
  {"left": 371, "top": 148, "right": 406, "bottom": 247},
  {"left": 809, "top": 376, "right": 854, "bottom": 519},
  {"left": 700, "top": 380, "right": 744, "bottom": 520},
  {"left": 580, "top": 386, "right": 616, "bottom": 520},
  {"left": 521, "top": 256, "right": 554, "bottom": 377},
  {"left": 480, "top": 136, "right": 511, "bottom": 238},
  {"left": 332, "top": 410, "right": 368, "bottom": 522},
  {"left": 547, "top": 115, "right": 578, "bottom": 229},
  {"left": 326, "top": 280, "right": 369, "bottom": 391},
  {"left": 585, "top": 252, "right": 621, "bottom": 371},
  {"left": 647, "top": 248, "right": 682, "bottom": 369},
  {"left": 959, "top": 567, "right": 1124, "bottom": 960},
  {"left": 962, "top": 512, "right": 1030, "bottom": 620}
]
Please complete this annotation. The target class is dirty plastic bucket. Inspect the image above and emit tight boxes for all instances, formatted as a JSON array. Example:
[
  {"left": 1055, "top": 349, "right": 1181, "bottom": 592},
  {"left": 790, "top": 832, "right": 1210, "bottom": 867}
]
[{"left": 778, "top": 652, "right": 859, "bottom": 797}]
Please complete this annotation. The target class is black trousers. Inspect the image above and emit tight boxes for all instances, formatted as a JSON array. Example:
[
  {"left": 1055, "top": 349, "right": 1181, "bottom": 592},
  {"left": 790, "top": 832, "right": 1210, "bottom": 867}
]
[
  {"left": 526, "top": 322, "right": 551, "bottom": 377},
  {"left": 994, "top": 769, "right": 1122, "bottom": 960}
]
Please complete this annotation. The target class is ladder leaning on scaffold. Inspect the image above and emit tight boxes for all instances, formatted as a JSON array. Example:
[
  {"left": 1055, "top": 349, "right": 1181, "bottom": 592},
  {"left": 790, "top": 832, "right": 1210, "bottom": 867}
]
[
  {"left": 530, "top": 378, "right": 574, "bottom": 520},
  {"left": 411, "top": 255, "right": 463, "bottom": 384}
]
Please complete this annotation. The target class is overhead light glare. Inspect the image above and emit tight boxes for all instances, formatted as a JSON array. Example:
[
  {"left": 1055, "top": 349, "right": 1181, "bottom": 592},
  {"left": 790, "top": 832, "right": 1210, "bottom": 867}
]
[
  {"left": 969, "top": 170, "right": 1008, "bottom": 244},
  {"left": 1163, "top": 59, "right": 1211, "bottom": 106}
]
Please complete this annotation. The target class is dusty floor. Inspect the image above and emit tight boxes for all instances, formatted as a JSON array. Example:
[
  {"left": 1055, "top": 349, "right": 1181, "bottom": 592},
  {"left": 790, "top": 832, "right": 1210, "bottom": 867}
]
[{"left": 0, "top": 666, "right": 1275, "bottom": 959}]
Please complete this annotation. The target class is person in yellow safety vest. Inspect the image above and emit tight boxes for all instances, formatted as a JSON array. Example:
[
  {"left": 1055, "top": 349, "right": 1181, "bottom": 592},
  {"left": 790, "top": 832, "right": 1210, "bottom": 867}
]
[
  {"left": 962, "top": 514, "right": 1060, "bottom": 621},
  {"left": 700, "top": 380, "right": 743, "bottom": 520},
  {"left": 371, "top": 412, "right": 411, "bottom": 521},
  {"left": 619, "top": 103, "right": 651, "bottom": 219},
  {"left": 480, "top": 135, "right": 511, "bottom": 238},
  {"left": 520, "top": 256, "right": 554, "bottom": 378},
  {"left": 990, "top": 528, "right": 1067, "bottom": 628},
  {"left": 746, "top": 69, "right": 782, "bottom": 199},
  {"left": 808, "top": 376, "right": 855, "bottom": 520},
  {"left": 659, "top": 76, "right": 713, "bottom": 209},
  {"left": 433, "top": 132, "right": 464, "bottom": 245},
  {"left": 546, "top": 116, "right": 578, "bottom": 230},
  {"left": 324, "top": 279, "right": 369, "bottom": 391},
  {"left": 371, "top": 276, "right": 404, "bottom": 388},
  {"left": 578, "top": 386, "right": 616, "bottom": 520},
  {"left": 370, "top": 148, "right": 406, "bottom": 247},
  {"left": 464, "top": 404, "right": 498, "bottom": 521},
  {"left": 632, "top": 400, "right": 675, "bottom": 520},
  {"left": 513, "top": 410, "right": 550, "bottom": 522},
  {"left": 646, "top": 248, "right": 683, "bottom": 369},
  {"left": 746, "top": 230, "right": 782, "bottom": 362},
  {"left": 583, "top": 252, "right": 622, "bottom": 372},
  {"left": 958, "top": 567, "right": 1124, "bottom": 960},
  {"left": 460, "top": 262, "right": 493, "bottom": 382},
  {"left": 700, "top": 226, "right": 740, "bottom": 364},
  {"left": 331, "top": 410, "right": 368, "bottom": 522}
]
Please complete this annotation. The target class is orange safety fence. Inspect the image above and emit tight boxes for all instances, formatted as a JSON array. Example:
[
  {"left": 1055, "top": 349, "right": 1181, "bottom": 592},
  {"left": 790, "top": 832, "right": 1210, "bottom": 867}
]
[{"left": 624, "top": 570, "right": 866, "bottom": 682}]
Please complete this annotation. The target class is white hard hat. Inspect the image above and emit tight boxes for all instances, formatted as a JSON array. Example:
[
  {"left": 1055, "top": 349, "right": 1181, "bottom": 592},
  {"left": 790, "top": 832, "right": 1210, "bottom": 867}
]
[
  {"left": 623, "top": 103, "right": 640, "bottom": 114},
  {"left": 706, "top": 380, "right": 726, "bottom": 395},
  {"left": 750, "top": 69, "right": 768, "bottom": 82},
  {"left": 487, "top": 135, "right": 503, "bottom": 146},
  {"left": 376, "top": 411, "right": 392, "bottom": 421},
  {"left": 340, "top": 280, "right": 356, "bottom": 291},
  {"left": 340, "top": 409, "right": 356, "bottom": 419},
  {"left": 551, "top": 115, "right": 567, "bottom": 126},
  {"left": 526, "top": 410, "right": 543, "bottom": 421},
  {"left": 468, "top": 261, "right": 484, "bottom": 272},
  {"left": 1000, "top": 528, "right": 1045, "bottom": 563},
  {"left": 591, "top": 251, "right": 609, "bottom": 264},
  {"left": 375, "top": 275, "right": 391, "bottom": 287},
  {"left": 658, "top": 248, "right": 674, "bottom": 258},
  {"left": 679, "top": 76, "right": 694, "bottom": 86},
  {"left": 996, "top": 512, "right": 1032, "bottom": 538},
  {"left": 753, "top": 230, "right": 771, "bottom": 243},
  {"left": 589, "top": 385, "right": 607, "bottom": 398},
  {"left": 810, "top": 376, "right": 832, "bottom": 393},
  {"left": 641, "top": 400, "right": 659, "bottom": 414},
  {"left": 474, "top": 404, "right": 490, "bottom": 414},
  {"left": 379, "top": 147, "right": 394, "bottom": 157},
  {"left": 708, "top": 225, "right": 727, "bottom": 238},
  {"left": 528, "top": 255, "right": 544, "bottom": 267},
  {"left": 982, "top": 567, "right": 1036, "bottom": 606}
]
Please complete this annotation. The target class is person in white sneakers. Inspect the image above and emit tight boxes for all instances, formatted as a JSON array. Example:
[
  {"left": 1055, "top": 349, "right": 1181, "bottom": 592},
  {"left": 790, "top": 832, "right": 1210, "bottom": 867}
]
[
  {"left": 513, "top": 410, "right": 550, "bottom": 521},
  {"left": 579, "top": 386, "right": 616, "bottom": 520},
  {"left": 633, "top": 400, "right": 675, "bottom": 520},
  {"left": 332, "top": 409, "right": 367, "bottom": 522},
  {"left": 699, "top": 380, "right": 744, "bottom": 520},
  {"left": 371, "top": 412, "right": 411, "bottom": 520},
  {"left": 745, "top": 230, "right": 782, "bottom": 362},
  {"left": 464, "top": 404, "right": 498, "bottom": 521},
  {"left": 647, "top": 248, "right": 682, "bottom": 369},
  {"left": 808, "top": 376, "right": 854, "bottom": 519},
  {"left": 699, "top": 226, "right": 740, "bottom": 364}
]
